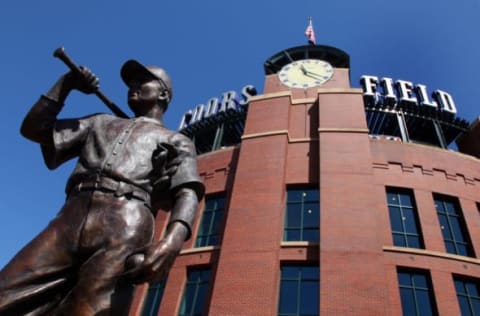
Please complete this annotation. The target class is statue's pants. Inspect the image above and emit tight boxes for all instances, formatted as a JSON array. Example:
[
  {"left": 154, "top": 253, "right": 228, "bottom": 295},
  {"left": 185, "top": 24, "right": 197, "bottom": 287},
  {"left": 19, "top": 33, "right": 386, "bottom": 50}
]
[{"left": 0, "top": 190, "right": 154, "bottom": 315}]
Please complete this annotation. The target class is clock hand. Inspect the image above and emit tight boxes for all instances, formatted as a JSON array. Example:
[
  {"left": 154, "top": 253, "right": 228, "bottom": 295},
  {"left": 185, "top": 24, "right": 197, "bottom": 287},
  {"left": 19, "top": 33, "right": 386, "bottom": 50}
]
[
  {"left": 304, "top": 72, "right": 323, "bottom": 80},
  {"left": 301, "top": 66, "right": 323, "bottom": 78},
  {"left": 300, "top": 65, "right": 308, "bottom": 75}
]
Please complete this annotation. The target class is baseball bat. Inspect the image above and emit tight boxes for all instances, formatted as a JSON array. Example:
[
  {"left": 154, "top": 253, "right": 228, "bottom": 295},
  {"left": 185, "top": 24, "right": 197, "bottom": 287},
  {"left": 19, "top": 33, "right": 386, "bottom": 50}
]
[{"left": 53, "top": 47, "right": 129, "bottom": 119}]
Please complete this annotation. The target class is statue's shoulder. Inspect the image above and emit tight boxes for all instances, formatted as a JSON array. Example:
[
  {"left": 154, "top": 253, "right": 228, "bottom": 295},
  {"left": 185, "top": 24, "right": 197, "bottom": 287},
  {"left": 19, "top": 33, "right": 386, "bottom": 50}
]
[{"left": 168, "top": 131, "right": 193, "bottom": 145}]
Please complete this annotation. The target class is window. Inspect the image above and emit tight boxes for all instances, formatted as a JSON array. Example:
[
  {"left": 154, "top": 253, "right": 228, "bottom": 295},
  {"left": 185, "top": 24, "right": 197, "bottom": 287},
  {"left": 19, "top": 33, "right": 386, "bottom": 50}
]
[
  {"left": 186, "top": 118, "right": 246, "bottom": 155},
  {"left": 386, "top": 188, "right": 424, "bottom": 248},
  {"left": 284, "top": 188, "right": 319, "bottom": 242},
  {"left": 195, "top": 195, "right": 226, "bottom": 247},
  {"left": 434, "top": 194, "right": 474, "bottom": 257},
  {"left": 141, "top": 279, "right": 167, "bottom": 316},
  {"left": 278, "top": 265, "right": 319, "bottom": 316},
  {"left": 454, "top": 276, "right": 480, "bottom": 316},
  {"left": 179, "top": 268, "right": 212, "bottom": 316},
  {"left": 397, "top": 269, "right": 437, "bottom": 316}
]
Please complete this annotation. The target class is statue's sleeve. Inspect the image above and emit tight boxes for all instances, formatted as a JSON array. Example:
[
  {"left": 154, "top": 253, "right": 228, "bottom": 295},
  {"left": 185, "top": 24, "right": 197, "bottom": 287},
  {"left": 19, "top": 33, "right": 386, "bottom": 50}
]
[
  {"left": 160, "top": 133, "right": 204, "bottom": 240},
  {"left": 41, "top": 116, "right": 93, "bottom": 170},
  {"left": 168, "top": 133, "right": 205, "bottom": 200}
]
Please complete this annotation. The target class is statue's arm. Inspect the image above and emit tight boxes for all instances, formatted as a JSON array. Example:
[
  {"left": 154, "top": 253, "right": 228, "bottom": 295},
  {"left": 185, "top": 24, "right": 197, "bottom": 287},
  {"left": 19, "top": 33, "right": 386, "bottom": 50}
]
[
  {"left": 20, "top": 74, "right": 74, "bottom": 145},
  {"left": 167, "top": 186, "right": 199, "bottom": 242},
  {"left": 127, "top": 187, "right": 198, "bottom": 284},
  {"left": 20, "top": 68, "right": 98, "bottom": 145}
]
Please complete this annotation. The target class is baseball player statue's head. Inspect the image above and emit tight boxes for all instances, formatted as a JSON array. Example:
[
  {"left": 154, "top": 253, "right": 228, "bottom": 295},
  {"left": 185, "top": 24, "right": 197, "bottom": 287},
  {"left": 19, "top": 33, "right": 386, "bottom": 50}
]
[{"left": 121, "top": 60, "right": 173, "bottom": 118}]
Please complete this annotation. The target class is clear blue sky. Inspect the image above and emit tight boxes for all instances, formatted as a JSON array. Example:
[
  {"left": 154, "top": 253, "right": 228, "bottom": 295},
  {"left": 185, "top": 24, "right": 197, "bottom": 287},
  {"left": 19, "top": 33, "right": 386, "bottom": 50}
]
[{"left": 1, "top": 0, "right": 479, "bottom": 268}]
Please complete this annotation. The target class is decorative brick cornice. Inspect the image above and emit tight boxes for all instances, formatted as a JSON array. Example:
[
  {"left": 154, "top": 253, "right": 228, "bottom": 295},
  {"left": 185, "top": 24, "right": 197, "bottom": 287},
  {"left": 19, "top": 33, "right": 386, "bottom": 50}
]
[
  {"left": 372, "top": 161, "right": 478, "bottom": 186},
  {"left": 318, "top": 127, "right": 370, "bottom": 134},
  {"left": 383, "top": 246, "right": 480, "bottom": 266}
]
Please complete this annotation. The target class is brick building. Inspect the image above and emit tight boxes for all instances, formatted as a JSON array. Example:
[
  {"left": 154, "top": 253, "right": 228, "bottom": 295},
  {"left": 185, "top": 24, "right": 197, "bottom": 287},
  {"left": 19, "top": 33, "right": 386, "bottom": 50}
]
[{"left": 129, "top": 45, "right": 480, "bottom": 315}]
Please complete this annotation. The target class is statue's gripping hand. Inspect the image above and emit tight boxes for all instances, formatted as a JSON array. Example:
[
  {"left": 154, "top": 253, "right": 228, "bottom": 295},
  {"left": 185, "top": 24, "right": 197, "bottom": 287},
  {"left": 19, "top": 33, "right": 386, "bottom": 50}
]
[
  {"left": 64, "top": 66, "right": 99, "bottom": 94},
  {"left": 124, "top": 222, "right": 187, "bottom": 284}
]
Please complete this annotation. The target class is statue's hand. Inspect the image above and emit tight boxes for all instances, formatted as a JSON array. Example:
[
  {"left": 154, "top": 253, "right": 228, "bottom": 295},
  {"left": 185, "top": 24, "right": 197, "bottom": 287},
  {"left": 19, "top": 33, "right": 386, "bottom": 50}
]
[
  {"left": 64, "top": 66, "right": 99, "bottom": 95},
  {"left": 125, "top": 223, "right": 187, "bottom": 284}
]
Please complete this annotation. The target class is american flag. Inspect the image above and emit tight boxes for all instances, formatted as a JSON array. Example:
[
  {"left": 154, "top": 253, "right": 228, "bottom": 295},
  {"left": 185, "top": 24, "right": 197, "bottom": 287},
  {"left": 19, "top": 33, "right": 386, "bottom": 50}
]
[{"left": 305, "top": 17, "right": 316, "bottom": 45}]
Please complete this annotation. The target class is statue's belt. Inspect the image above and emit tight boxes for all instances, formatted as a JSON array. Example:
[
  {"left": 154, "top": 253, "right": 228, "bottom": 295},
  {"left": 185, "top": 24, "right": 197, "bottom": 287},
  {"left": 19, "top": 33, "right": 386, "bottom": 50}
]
[{"left": 68, "top": 176, "right": 150, "bottom": 205}]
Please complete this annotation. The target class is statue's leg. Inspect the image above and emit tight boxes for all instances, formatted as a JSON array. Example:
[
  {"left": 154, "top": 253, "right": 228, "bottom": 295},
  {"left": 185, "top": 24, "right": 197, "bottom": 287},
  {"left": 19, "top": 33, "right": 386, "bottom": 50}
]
[
  {"left": 0, "top": 193, "right": 91, "bottom": 315},
  {"left": 52, "top": 244, "right": 139, "bottom": 315},
  {"left": 53, "top": 192, "right": 154, "bottom": 315}
]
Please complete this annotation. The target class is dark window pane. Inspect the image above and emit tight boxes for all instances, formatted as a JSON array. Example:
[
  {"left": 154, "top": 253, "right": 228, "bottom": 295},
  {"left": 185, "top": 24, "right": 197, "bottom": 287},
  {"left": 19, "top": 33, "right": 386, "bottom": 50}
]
[
  {"left": 451, "top": 219, "right": 466, "bottom": 242},
  {"left": 141, "top": 279, "right": 167, "bottom": 316},
  {"left": 400, "top": 288, "right": 416, "bottom": 316},
  {"left": 303, "top": 203, "right": 319, "bottom": 224},
  {"left": 454, "top": 277, "right": 480, "bottom": 316},
  {"left": 300, "top": 281, "right": 319, "bottom": 314},
  {"left": 389, "top": 207, "right": 403, "bottom": 231},
  {"left": 445, "top": 201, "right": 457, "bottom": 215},
  {"left": 471, "top": 299, "right": 480, "bottom": 316},
  {"left": 286, "top": 204, "right": 302, "bottom": 227},
  {"left": 279, "top": 266, "right": 319, "bottom": 316},
  {"left": 199, "top": 213, "right": 212, "bottom": 232},
  {"left": 457, "top": 244, "right": 468, "bottom": 257},
  {"left": 412, "top": 274, "right": 428, "bottom": 288},
  {"left": 302, "top": 229, "right": 319, "bottom": 242},
  {"left": 193, "top": 283, "right": 209, "bottom": 315},
  {"left": 438, "top": 215, "right": 451, "bottom": 239},
  {"left": 195, "top": 195, "right": 226, "bottom": 248},
  {"left": 205, "top": 199, "right": 216, "bottom": 209},
  {"left": 387, "top": 192, "right": 398, "bottom": 205},
  {"left": 455, "top": 280, "right": 466, "bottom": 294},
  {"left": 179, "top": 269, "right": 211, "bottom": 316},
  {"left": 288, "top": 188, "right": 319, "bottom": 202},
  {"left": 398, "top": 272, "right": 412, "bottom": 286},
  {"left": 301, "top": 266, "right": 319, "bottom": 279},
  {"left": 398, "top": 270, "right": 436, "bottom": 316},
  {"left": 196, "top": 237, "right": 206, "bottom": 247},
  {"left": 288, "top": 189, "right": 306, "bottom": 202},
  {"left": 284, "top": 187, "right": 319, "bottom": 242},
  {"left": 466, "top": 282, "right": 479, "bottom": 296},
  {"left": 284, "top": 229, "right": 301, "bottom": 241},
  {"left": 386, "top": 188, "right": 423, "bottom": 250},
  {"left": 407, "top": 235, "right": 420, "bottom": 248},
  {"left": 212, "top": 212, "right": 223, "bottom": 229},
  {"left": 458, "top": 296, "right": 471, "bottom": 316},
  {"left": 416, "top": 290, "right": 435, "bottom": 316},
  {"left": 435, "top": 194, "right": 472, "bottom": 257},
  {"left": 282, "top": 266, "right": 300, "bottom": 279},
  {"left": 403, "top": 209, "right": 418, "bottom": 234},
  {"left": 179, "top": 285, "right": 195, "bottom": 315},
  {"left": 215, "top": 197, "right": 226, "bottom": 209},
  {"left": 393, "top": 234, "right": 406, "bottom": 247},
  {"left": 445, "top": 241, "right": 456, "bottom": 254},
  {"left": 399, "top": 194, "right": 413, "bottom": 207},
  {"left": 279, "top": 280, "right": 298, "bottom": 314},
  {"left": 304, "top": 189, "right": 319, "bottom": 201}
]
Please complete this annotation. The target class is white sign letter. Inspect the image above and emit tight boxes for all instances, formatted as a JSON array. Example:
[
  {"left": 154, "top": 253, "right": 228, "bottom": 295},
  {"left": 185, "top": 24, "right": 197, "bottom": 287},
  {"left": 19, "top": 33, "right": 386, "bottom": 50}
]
[
  {"left": 396, "top": 80, "right": 417, "bottom": 106},
  {"left": 360, "top": 75, "right": 378, "bottom": 97},
  {"left": 415, "top": 84, "right": 437, "bottom": 109},
  {"left": 434, "top": 90, "right": 457, "bottom": 114},
  {"left": 381, "top": 77, "right": 397, "bottom": 106}
]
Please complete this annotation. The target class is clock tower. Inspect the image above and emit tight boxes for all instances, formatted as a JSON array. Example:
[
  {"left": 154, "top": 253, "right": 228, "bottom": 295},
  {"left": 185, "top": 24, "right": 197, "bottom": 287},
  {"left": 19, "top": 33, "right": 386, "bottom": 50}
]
[
  {"left": 263, "top": 45, "right": 351, "bottom": 96},
  {"left": 234, "top": 44, "right": 388, "bottom": 315}
]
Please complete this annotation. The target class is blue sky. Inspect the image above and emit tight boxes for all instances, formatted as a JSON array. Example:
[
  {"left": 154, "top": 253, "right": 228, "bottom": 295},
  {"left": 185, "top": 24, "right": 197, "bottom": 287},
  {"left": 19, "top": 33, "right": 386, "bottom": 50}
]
[{"left": 1, "top": 0, "right": 479, "bottom": 268}]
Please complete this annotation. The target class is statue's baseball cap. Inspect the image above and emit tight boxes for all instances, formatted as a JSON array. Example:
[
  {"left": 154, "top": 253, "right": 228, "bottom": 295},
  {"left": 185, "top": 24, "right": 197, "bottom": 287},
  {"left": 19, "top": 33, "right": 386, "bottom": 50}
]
[{"left": 121, "top": 59, "right": 173, "bottom": 104}]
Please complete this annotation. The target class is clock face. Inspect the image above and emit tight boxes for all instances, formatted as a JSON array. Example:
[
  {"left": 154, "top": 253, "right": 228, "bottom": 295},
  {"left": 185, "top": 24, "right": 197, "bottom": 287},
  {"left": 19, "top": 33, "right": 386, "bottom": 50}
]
[{"left": 278, "top": 59, "right": 334, "bottom": 88}]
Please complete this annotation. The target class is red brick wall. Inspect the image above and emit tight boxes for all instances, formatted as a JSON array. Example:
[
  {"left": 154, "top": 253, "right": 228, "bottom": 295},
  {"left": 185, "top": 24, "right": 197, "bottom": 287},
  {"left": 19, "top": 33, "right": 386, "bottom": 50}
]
[{"left": 129, "top": 71, "right": 480, "bottom": 316}]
